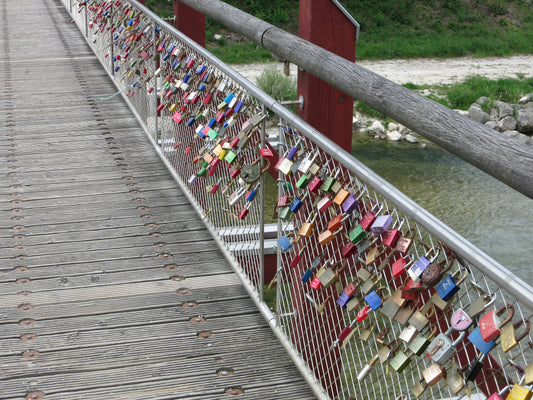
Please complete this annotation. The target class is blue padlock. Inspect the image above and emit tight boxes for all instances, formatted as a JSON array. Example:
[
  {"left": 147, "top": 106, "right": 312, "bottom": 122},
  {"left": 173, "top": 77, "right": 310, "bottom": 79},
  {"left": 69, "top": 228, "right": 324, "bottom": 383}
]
[
  {"left": 289, "top": 196, "right": 306, "bottom": 213},
  {"left": 196, "top": 64, "right": 206, "bottom": 74},
  {"left": 336, "top": 291, "right": 351, "bottom": 308},
  {"left": 186, "top": 117, "right": 196, "bottom": 127},
  {"left": 223, "top": 93, "right": 235, "bottom": 106},
  {"left": 202, "top": 71, "right": 210, "bottom": 83},
  {"left": 198, "top": 83, "right": 206, "bottom": 91},
  {"left": 277, "top": 235, "right": 292, "bottom": 252},
  {"left": 301, "top": 255, "right": 324, "bottom": 283},
  {"left": 207, "top": 118, "right": 216, "bottom": 128},
  {"left": 234, "top": 100, "right": 243, "bottom": 113},
  {"left": 407, "top": 247, "right": 440, "bottom": 282},
  {"left": 172, "top": 59, "right": 181, "bottom": 70},
  {"left": 468, "top": 326, "right": 495, "bottom": 354},
  {"left": 162, "top": 53, "right": 170, "bottom": 61},
  {"left": 436, "top": 269, "right": 466, "bottom": 301},
  {"left": 364, "top": 287, "right": 389, "bottom": 311},
  {"left": 183, "top": 74, "right": 190, "bottom": 84}
]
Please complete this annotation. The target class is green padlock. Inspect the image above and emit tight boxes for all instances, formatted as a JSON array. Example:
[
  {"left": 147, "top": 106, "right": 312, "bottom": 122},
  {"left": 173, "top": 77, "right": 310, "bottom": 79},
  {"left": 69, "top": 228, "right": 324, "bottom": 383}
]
[
  {"left": 278, "top": 206, "right": 292, "bottom": 221},
  {"left": 224, "top": 150, "right": 237, "bottom": 164},
  {"left": 389, "top": 350, "right": 413, "bottom": 373},
  {"left": 296, "top": 174, "right": 310, "bottom": 189},
  {"left": 408, "top": 326, "right": 437, "bottom": 356},
  {"left": 349, "top": 224, "right": 366, "bottom": 244}
]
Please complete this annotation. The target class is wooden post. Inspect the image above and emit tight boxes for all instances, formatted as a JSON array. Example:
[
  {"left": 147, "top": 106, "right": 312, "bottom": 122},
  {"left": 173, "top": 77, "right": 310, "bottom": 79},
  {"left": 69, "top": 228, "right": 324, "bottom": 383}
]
[
  {"left": 174, "top": 1, "right": 206, "bottom": 47},
  {"left": 297, "top": 0, "right": 356, "bottom": 152}
]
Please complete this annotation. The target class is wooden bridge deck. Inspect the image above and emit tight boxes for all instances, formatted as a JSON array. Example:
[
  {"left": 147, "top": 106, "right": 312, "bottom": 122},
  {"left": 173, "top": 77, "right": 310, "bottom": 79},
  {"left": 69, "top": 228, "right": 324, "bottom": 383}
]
[{"left": 0, "top": 1, "right": 314, "bottom": 399}]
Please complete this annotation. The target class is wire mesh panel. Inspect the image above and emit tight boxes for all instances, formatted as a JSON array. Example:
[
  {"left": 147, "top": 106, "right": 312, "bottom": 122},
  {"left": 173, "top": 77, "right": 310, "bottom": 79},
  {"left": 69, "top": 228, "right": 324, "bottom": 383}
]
[{"left": 69, "top": 1, "right": 533, "bottom": 399}]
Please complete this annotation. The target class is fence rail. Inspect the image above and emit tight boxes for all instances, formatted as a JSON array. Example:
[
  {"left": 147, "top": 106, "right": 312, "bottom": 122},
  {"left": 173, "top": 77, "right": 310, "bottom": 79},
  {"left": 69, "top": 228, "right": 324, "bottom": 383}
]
[{"left": 65, "top": 1, "right": 533, "bottom": 399}]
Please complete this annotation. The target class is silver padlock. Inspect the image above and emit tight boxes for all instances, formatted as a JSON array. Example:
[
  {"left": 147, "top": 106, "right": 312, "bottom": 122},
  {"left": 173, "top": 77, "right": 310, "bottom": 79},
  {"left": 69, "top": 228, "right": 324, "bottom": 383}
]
[{"left": 426, "top": 328, "right": 466, "bottom": 364}]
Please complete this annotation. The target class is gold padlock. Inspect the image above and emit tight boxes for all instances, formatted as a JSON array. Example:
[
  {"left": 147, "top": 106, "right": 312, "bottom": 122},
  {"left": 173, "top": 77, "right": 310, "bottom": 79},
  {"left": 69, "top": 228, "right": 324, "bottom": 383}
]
[
  {"left": 407, "top": 302, "right": 435, "bottom": 331},
  {"left": 298, "top": 211, "right": 318, "bottom": 238},
  {"left": 423, "top": 363, "right": 445, "bottom": 386},
  {"left": 525, "top": 363, "right": 533, "bottom": 385},
  {"left": 365, "top": 245, "right": 384, "bottom": 266},
  {"left": 359, "top": 322, "right": 375, "bottom": 342},
  {"left": 500, "top": 319, "right": 530, "bottom": 352},
  {"left": 411, "top": 379, "right": 427, "bottom": 398},
  {"left": 394, "top": 306, "right": 415, "bottom": 326},
  {"left": 507, "top": 384, "right": 533, "bottom": 400}
]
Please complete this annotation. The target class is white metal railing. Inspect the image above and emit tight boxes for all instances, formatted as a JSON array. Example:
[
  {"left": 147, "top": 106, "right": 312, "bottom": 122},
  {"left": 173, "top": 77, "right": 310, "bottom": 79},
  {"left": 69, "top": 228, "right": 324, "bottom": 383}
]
[{"left": 66, "top": 1, "right": 533, "bottom": 400}]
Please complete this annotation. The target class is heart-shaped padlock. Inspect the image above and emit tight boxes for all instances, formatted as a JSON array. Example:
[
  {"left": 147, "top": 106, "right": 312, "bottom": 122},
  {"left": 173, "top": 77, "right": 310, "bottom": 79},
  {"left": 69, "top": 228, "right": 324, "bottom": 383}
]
[{"left": 451, "top": 309, "right": 473, "bottom": 331}]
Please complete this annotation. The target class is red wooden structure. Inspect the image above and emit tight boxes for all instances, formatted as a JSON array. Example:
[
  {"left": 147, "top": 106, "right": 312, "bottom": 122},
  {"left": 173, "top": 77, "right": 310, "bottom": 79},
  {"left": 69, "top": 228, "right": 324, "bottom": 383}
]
[
  {"left": 298, "top": 0, "right": 357, "bottom": 152},
  {"left": 173, "top": 1, "right": 205, "bottom": 47}
]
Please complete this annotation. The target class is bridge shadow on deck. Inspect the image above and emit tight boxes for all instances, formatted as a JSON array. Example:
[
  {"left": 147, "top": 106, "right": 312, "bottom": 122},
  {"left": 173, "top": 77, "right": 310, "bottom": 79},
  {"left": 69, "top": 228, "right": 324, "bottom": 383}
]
[{"left": 0, "top": 1, "right": 314, "bottom": 399}]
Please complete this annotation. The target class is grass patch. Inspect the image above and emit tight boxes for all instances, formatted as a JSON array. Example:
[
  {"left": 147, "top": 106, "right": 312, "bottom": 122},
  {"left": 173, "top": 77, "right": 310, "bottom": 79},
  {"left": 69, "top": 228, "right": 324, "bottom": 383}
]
[
  {"left": 446, "top": 76, "right": 533, "bottom": 109},
  {"left": 207, "top": 41, "right": 274, "bottom": 64}
]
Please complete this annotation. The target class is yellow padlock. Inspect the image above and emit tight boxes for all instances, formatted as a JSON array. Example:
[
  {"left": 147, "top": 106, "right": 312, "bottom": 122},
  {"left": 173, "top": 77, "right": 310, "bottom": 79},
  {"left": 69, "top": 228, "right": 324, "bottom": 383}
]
[
  {"left": 507, "top": 384, "right": 533, "bottom": 400},
  {"left": 500, "top": 319, "right": 530, "bottom": 352}
]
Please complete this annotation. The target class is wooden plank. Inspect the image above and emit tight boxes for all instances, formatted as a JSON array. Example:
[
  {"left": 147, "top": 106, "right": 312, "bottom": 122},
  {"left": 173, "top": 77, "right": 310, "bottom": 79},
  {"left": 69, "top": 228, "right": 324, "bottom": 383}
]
[{"left": 0, "top": 273, "right": 241, "bottom": 309}]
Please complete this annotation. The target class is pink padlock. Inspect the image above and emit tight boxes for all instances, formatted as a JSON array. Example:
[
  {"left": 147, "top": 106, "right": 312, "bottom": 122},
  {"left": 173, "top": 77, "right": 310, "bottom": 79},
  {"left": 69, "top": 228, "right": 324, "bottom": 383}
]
[{"left": 451, "top": 309, "right": 473, "bottom": 331}]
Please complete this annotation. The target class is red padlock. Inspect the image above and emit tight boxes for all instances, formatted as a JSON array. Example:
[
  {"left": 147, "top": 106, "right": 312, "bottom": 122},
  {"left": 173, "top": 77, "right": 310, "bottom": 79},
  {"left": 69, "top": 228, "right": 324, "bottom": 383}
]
[
  {"left": 341, "top": 241, "right": 357, "bottom": 258},
  {"left": 479, "top": 305, "right": 515, "bottom": 342},
  {"left": 357, "top": 304, "right": 371, "bottom": 322}
]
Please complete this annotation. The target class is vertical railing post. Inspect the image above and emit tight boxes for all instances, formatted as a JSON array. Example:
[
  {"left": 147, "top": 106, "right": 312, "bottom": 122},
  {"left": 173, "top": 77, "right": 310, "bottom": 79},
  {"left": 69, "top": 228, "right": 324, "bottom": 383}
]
[
  {"left": 173, "top": 1, "right": 206, "bottom": 47},
  {"left": 297, "top": 0, "right": 356, "bottom": 152},
  {"left": 84, "top": 2, "right": 89, "bottom": 38},
  {"left": 152, "top": 28, "right": 159, "bottom": 142}
]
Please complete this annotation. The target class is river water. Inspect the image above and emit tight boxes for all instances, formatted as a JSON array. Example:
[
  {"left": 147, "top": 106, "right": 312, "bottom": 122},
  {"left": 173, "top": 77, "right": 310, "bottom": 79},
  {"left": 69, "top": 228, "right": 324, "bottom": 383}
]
[{"left": 351, "top": 134, "right": 532, "bottom": 285}]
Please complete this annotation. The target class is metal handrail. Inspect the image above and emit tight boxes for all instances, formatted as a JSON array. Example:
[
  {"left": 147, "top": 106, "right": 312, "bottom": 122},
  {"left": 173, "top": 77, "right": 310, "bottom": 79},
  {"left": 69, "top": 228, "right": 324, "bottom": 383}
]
[{"left": 66, "top": 1, "right": 533, "bottom": 399}]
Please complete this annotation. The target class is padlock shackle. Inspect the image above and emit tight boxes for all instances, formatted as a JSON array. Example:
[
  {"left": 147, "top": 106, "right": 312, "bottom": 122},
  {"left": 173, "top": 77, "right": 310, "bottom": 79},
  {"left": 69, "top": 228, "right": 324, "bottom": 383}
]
[
  {"left": 514, "top": 319, "right": 531, "bottom": 342},
  {"left": 495, "top": 304, "right": 515, "bottom": 329}
]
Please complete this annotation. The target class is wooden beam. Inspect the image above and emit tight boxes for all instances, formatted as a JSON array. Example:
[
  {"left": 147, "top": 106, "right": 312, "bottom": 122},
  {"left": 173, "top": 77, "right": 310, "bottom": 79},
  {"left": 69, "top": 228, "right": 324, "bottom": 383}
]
[{"left": 177, "top": 0, "right": 533, "bottom": 199}]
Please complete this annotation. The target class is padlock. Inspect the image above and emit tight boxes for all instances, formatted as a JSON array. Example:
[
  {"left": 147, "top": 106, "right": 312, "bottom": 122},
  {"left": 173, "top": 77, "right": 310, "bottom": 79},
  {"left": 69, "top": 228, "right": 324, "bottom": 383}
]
[
  {"left": 399, "top": 324, "right": 419, "bottom": 344},
  {"left": 327, "top": 213, "right": 349, "bottom": 232},
  {"left": 391, "top": 256, "right": 412, "bottom": 278},
  {"left": 356, "top": 304, "right": 371, "bottom": 322},
  {"left": 240, "top": 158, "right": 270, "bottom": 185},
  {"left": 526, "top": 364, "right": 533, "bottom": 385},
  {"left": 360, "top": 273, "right": 381, "bottom": 295},
  {"left": 301, "top": 253, "right": 324, "bottom": 283},
  {"left": 289, "top": 245, "right": 307, "bottom": 268},
  {"left": 408, "top": 326, "right": 438, "bottom": 356},
  {"left": 465, "top": 352, "right": 487, "bottom": 382},
  {"left": 359, "top": 323, "right": 376, "bottom": 342},
  {"left": 389, "top": 349, "right": 415, "bottom": 373},
  {"left": 289, "top": 192, "right": 308, "bottom": 214},
  {"left": 501, "top": 319, "right": 531, "bottom": 352},
  {"left": 317, "top": 195, "right": 332, "bottom": 213},
  {"left": 296, "top": 174, "right": 310, "bottom": 189},
  {"left": 401, "top": 277, "right": 423, "bottom": 299},
  {"left": 451, "top": 308, "right": 474, "bottom": 331},
  {"left": 467, "top": 326, "right": 496, "bottom": 354},
  {"left": 238, "top": 202, "right": 251, "bottom": 219},
  {"left": 359, "top": 203, "right": 384, "bottom": 231},
  {"left": 394, "top": 306, "right": 415, "bottom": 326},
  {"left": 377, "top": 339, "right": 400, "bottom": 364},
  {"left": 277, "top": 234, "right": 294, "bottom": 252},
  {"left": 310, "top": 265, "right": 328, "bottom": 290},
  {"left": 349, "top": 224, "right": 367, "bottom": 245},
  {"left": 380, "top": 218, "right": 405, "bottom": 248},
  {"left": 332, "top": 318, "right": 359, "bottom": 350},
  {"left": 320, "top": 169, "right": 340, "bottom": 193},
  {"left": 421, "top": 254, "right": 455, "bottom": 288},
  {"left": 341, "top": 193, "right": 360, "bottom": 214},
  {"left": 364, "top": 286, "right": 390, "bottom": 311},
  {"left": 426, "top": 328, "right": 466, "bottom": 363},
  {"left": 407, "top": 246, "right": 441, "bottom": 283},
  {"left": 297, "top": 151, "right": 319, "bottom": 174},
  {"left": 486, "top": 385, "right": 512, "bottom": 400},
  {"left": 468, "top": 291, "right": 497, "bottom": 319},
  {"left": 341, "top": 241, "right": 357, "bottom": 258},
  {"left": 308, "top": 175, "right": 324, "bottom": 194},
  {"left": 411, "top": 378, "right": 428, "bottom": 398},
  {"left": 357, "top": 354, "right": 379, "bottom": 381},
  {"left": 333, "top": 188, "right": 351, "bottom": 206},
  {"left": 479, "top": 304, "right": 515, "bottom": 342},
  {"left": 318, "top": 259, "right": 347, "bottom": 289},
  {"left": 364, "top": 245, "right": 384, "bottom": 266},
  {"left": 381, "top": 288, "right": 405, "bottom": 318},
  {"left": 507, "top": 384, "right": 533, "bottom": 400},
  {"left": 423, "top": 359, "right": 453, "bottom": 386},
  {"left": 407, "top": 302, "right": 435, "bottom": 331},
  {"left": 318, "top": 227, "right": 342, "bottom": 246},
  {"left": 394, "top": 228, "right": 416, "bottom": 255},
  {"left": 370, "top": 214, "right": 393, "bottom": 235},
  {"left": 277, "top": 206, "right": 292, "bottom": 221},
  {"left": 435, "top": 267, "right": 468, "bottom": 302},
  {"left": 298, "top": 211, "right": 318, "bottom": 238},
  {"left": 446, "top": 367, "right": 466, "bottom": 395}
]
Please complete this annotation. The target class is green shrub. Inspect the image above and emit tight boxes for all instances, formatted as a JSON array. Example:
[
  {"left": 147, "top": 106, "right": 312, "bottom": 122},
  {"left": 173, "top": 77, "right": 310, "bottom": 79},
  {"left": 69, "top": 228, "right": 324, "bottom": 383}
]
[{"left": 256, "top": 65, "right": 297, "bottom": 101}]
